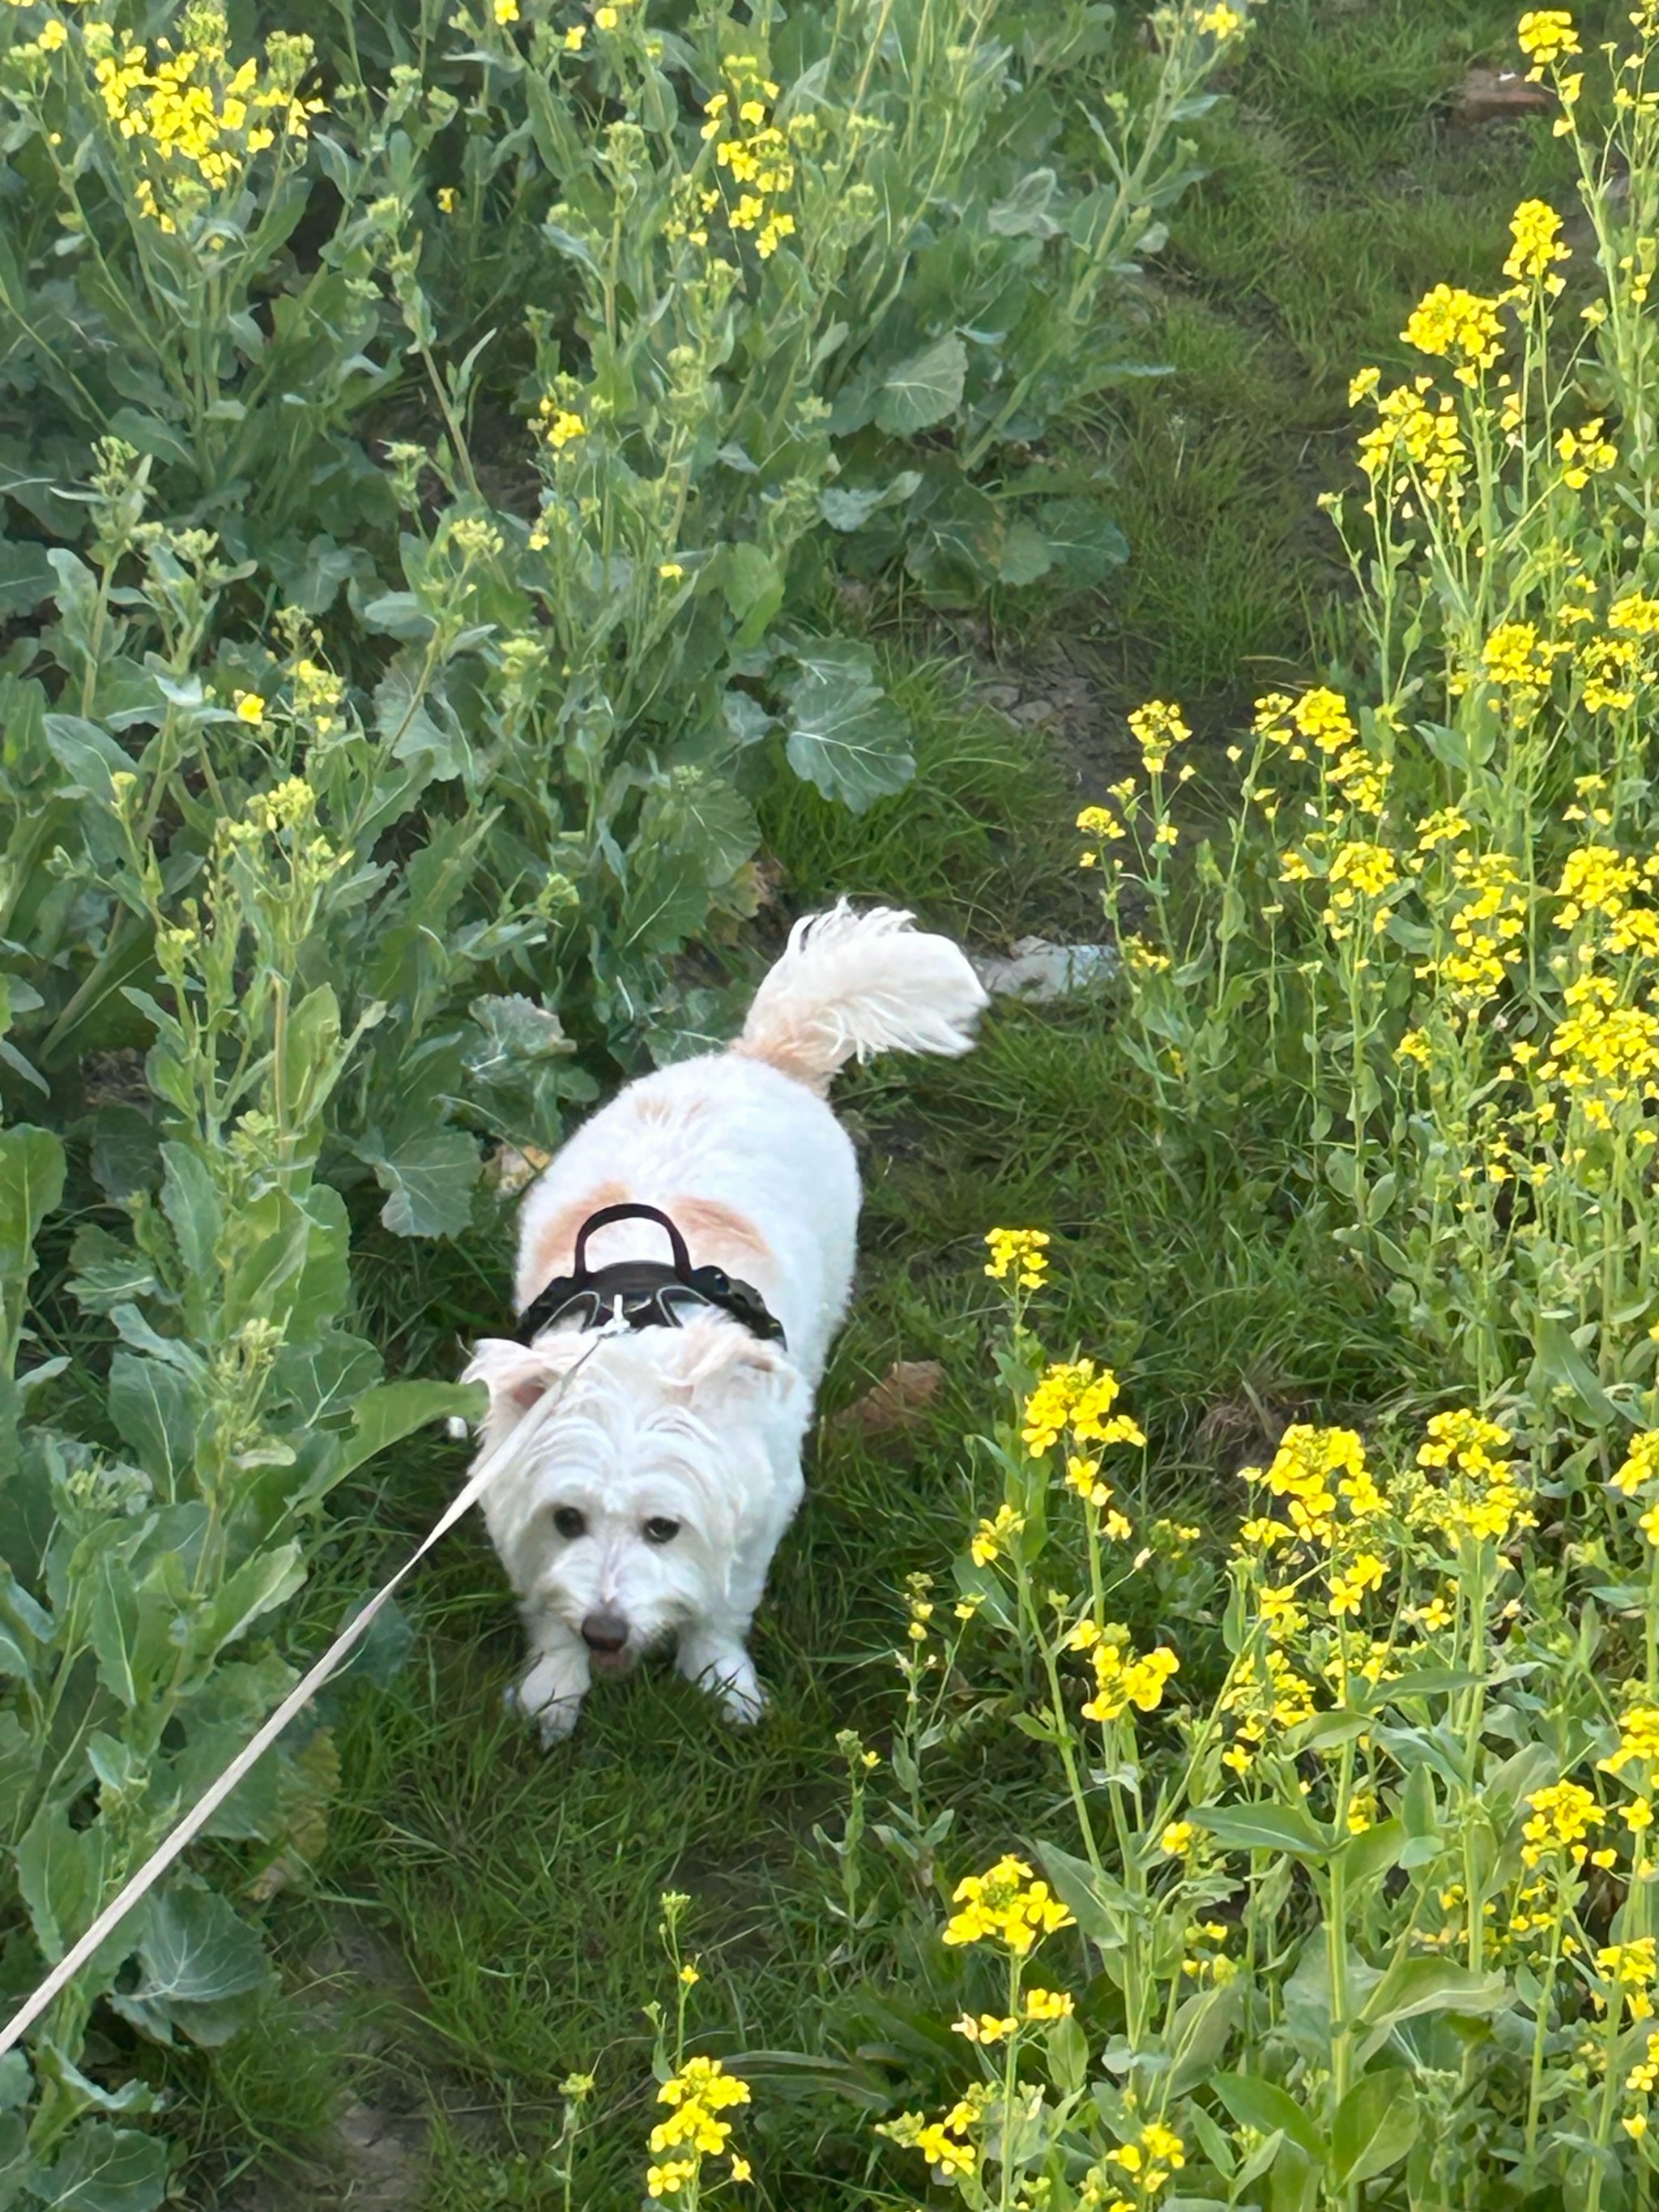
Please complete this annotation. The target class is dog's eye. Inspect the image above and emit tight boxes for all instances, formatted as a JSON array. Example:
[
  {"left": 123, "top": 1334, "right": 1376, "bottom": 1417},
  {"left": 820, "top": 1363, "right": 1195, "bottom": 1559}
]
[
  {"left": 551, "top": 1506, "right": 586, "bottom": 1540},
  {"left": 642, "top": 1516, "right": 680, "bottom": 1545}
]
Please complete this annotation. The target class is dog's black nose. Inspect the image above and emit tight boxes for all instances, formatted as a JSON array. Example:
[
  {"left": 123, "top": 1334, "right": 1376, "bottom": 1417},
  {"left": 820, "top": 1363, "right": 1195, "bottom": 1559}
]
[{"left": 581, "top": 1610, "right": 629, "bottom": 1655}]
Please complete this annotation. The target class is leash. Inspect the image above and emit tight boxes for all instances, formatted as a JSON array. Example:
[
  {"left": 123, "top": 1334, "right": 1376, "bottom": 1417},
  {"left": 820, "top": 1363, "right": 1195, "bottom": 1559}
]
[{"left": 0, "top": 1344, "right": 597, "bottom": 2064}]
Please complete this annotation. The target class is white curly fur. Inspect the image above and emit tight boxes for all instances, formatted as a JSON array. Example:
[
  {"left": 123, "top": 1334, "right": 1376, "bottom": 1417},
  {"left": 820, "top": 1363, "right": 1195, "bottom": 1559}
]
[{"left": 463, "top": 904, "right": 987, "bottom": 1741}]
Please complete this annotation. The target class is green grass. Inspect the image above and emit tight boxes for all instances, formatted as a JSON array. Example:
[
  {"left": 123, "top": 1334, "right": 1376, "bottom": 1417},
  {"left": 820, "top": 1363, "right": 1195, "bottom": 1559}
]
[
  {"left": 170, "top": 5, "right": 1594, "bottom": 2202},
  {"left": 1041, "top": 0, "right": 1605, "bottom": 715}
]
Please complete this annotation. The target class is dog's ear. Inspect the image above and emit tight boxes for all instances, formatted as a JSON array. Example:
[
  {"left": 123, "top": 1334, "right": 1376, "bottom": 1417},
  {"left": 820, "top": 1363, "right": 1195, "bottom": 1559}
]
[
  {"left": 463, "top": 1334, "right": 589, "bottom": 1425},
  {"left": 665, "top": 1318, "right": 791, "bottom": 1398}
]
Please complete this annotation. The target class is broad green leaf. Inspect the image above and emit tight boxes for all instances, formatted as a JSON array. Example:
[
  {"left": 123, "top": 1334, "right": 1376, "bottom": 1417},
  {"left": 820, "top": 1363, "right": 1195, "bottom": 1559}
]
[
  {"left": 818, "top": 472, "right": 921, "bottom": 532},
  {"left": 195, "top": 1543, "right": 306, "bottom": 1660},
  {"left": 988, "top": 169, "right": 1062, "bottom": 238},
  {"left": 1213, "top": 2073, "right": 1324, "bottom": 2159},
  {"left": 0, "top": 536, "right": 53, "bottom": 618},
  {"left": 1034, "top": 1839, "right": 1130, "bottom": 1950},
  {"left": 134, "top": 1886, "right": 271, "bottom": 2011},
  {"left": 1330, "top": 2069, "right": 1418, "bottom": 2184},
  {"left": 1339, "top": 1817, "right": 1405, "bottom": 1889},
  {"left": 220, "top": 1187, "right": 317, "bottom": 1337},
  {"left": 721, "top": 543, "right": 783, "bottom": 647},
  {"left": 873, "top": 335, "right": 968, "bottom": 433},
  {"left": 0, "top": 2115, "right": 25, "bottom": 2212},
  {"left": 107, "top": 1354, "right": 196, "bottom": 1496},
  {"left": 0, "top": 1124, "right": 64, "bottom": 1367},
  {"left": 0, "top": 2053, "right": 26, "bottom": 2112},
  {"left": 1046, "top": 2011, "right": 1088, "bottom": 2093},
  {"left": 41, "top": 715, "right": 132, "bottom": 805},
  {"left": 14, "top": 1804, "right": 109, "bottom": 1966},
  {"left": 1190, "top": 1801, "right": 1332, "bottom": 1860},
  {"left": 270, "top": 1327, "right": 383, "bottom": 1425},
  {"left": 1356, "top": 1955, "right": 1506, "bottom": 2036},
  {"left": 357, "top": 1125, "right": 480, "bottom": 1239},
  {"left": 465, "top": 995, "right": 577, "bottom": 1082},
  {"left": 86, "top": 1546, "right": 177, "bottom": 1710},
  {"left": 1034, "top": 497, "right": 1128, "bottom": 588},
  {"left": 783, "top": 643, "right": 915, "bottom": 813},
  {"left": 66, "top": 1225, "right": 158, "bottom": 1317},
  {"left": 87, "top": 1105, "right": 160, "bottom": 1202},
  {"left": 0, "top": 1712, "right": 31, "bottom": 1830},
  {"left": 25, "top": 2120, "right": 168, "bottom": 2212},
  {"left": 159, "top": 1142, "right": 221, "bottom": 1288},
  {"left": 376, "top": 658, "right": 467, "bottom": 779},
  {"left": 998, "top": 519, "right": 1055, "bottom": 587},
  {"left": 1526, "top": 1314, "right": 1623, "bottom": 1428},
  {"left": 335, "top": 1379, "right": 486, "bottom": 1482}
]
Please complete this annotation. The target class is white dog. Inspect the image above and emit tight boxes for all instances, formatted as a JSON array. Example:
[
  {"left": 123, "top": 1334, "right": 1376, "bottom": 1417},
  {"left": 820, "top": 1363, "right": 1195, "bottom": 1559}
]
[{"left": 462, "top": 904, "right": 987, "bottom": 1743}]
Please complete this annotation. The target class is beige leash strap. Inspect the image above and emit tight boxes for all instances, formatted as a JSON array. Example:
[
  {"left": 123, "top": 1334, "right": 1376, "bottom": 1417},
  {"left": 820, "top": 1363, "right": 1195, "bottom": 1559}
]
[{"left": 0, "top": 1355, "right": 585, "bottom": 2062}]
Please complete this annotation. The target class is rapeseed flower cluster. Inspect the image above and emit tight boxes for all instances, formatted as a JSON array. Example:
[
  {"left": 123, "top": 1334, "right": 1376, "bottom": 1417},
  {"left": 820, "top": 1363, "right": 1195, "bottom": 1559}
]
[
  {"left": 1517, "top": 8, "right": 1580, "bottom": 68},
  {"left": 1420, "top": 848, "right": 1528, "bottom": 1009},
  {"left": 879, "top": 2086, "right": 991, "bottom": 2184},
  {"left": 1252, "top": 686, "right": 1357, "bottom": 760},
  {"left": 1077, "top": 1631, "right": 1180, "bottom": 1723},
  {"left": 1247, "top": 1424, "right": 1379, "bottom": 1548},
  {"left": 646, "top": 2056, "right": 752, "bottom": 2197},
  {"left": 984, "top": 1225, "right": 1050, "bottom": 1290},
  {"left": 1597, "top": 1938, "right": 1659, "bottom": 2022},
  {"left": 536, "top": 397, "right": 587, "bottom": 451},
  {"left": 1323, "top": 839, "right": 1401, "bottom": 937},
  {"left": 1402, "top": 283, "right": 1506, "bottom": 383},
  {"left": 699, "top": 58, "right": 795, "bottom": 258},
  {"left": 1405, "top": 1410, "right": 1533, "bottom": 1547},
  {"left": 1601, "top": 1702, "right": 1659, "bottom": 1783},
  {"left": 1218, "top": 1645, "right": 1319, "bottom": 1773},
  {"left": 1020, "top": 1359, "right": 1145, "bottom": 1459},
  {"left": 1506, "top": 197, "right": 1572, "bottom": 290},
  {"left": 1106, "top": 2124, "right": 1186, "bottom": 2195},
  {"left": 87, "top": 4, "right": 322, "bottom": 231},
  {"left": 1540, "top": 977, "right": 1659, "bottom": 1128},
  {"left": 1610, "top": 1434, "right": 1659, "bottom": 1548},
  {"left": 952, "top": 1986, "right": 1074, "bottom": 2043},
  {"left": 1128, "top": 698, "right": 1190, "bottom": 775},
  {"left": 1354, "top": 376, "right": 1469, "bottom": 504},
  {"left": 942, "top": 1855, "right": 1074, "bottom": 1954},
  {"left": 1521, "top": 1779, "right": 1603, "bottom": 1869}
]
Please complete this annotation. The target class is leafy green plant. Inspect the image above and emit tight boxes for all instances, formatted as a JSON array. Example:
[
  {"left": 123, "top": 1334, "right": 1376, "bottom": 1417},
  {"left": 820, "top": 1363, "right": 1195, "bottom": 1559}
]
[{"left": 0, "top": 775, "right": 479, "bottom": 2205}]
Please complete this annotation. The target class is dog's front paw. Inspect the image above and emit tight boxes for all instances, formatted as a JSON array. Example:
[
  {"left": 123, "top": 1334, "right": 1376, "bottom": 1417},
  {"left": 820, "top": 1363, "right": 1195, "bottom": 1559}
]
[
  {"left": 719, "top": 1669, "right": 769, "bottom": 1727},
  {"left": 515, "top": 1650, "right": 588, "bottom": 1747},
  {"left": 680, "top": 1638, "right": 767, "bottom": 1726}
]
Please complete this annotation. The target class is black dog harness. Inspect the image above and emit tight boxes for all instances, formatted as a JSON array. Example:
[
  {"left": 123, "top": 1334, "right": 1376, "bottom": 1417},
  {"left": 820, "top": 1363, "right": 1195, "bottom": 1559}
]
[{"left": 514, "top": 1202, "right": 787, "bottom": 1351}]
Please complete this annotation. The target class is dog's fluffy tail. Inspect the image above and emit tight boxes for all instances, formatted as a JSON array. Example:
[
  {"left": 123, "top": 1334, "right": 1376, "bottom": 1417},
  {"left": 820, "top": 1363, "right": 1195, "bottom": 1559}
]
[{"left": 735, "top": 902, "right": 987, "bottom": 1095}]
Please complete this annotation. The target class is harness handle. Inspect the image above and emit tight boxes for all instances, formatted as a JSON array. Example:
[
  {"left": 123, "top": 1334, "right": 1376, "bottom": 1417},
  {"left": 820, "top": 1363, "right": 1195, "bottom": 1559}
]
[{"left": 572, "top": 1202, "right": 693, "bottom": 1283}]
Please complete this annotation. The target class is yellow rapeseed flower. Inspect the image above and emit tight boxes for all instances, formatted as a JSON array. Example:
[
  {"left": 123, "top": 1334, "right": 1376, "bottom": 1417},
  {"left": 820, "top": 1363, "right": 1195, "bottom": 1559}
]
[
  {"left": 1505, "top": 199, "right": 1570, "bottom": 289},
  {"left": 1401, "top": 284, "right": 1505, "bottom": 383},
  {"left": 1023, "top": 1986, "right": 1074, "bottom": 2020},
  {"left": 1603, "top": 1706, "right": 1659, "bottom": 1777},
  {"left": 1614, "top": 1433, "right": 1659, "bottom": 1497},
  {"left": 1081, "top": 1636, "right": 1179, "bottom": 1723},
  {"left": 1521, "top": 1779, "right": 1601, "bottom": 1867},
  {"left": 1128, "top": 698, "right": 1191, "bottom": 773},
  {"left": 1517, "top": 9, "right": 1580, "bottom": 70},
  {"left": 984, "top": 1225, "right": 1050, "bottom": 1290},
  {"left": 942, "top": 1856, "right": 1074, "bottom": 1954},
  {"left": 1328, "top": 1552, "right": 1387, "bottom": 1617},
  {"left": 970, "top": 1501, "right": 1024, "bottom": 1567}
]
